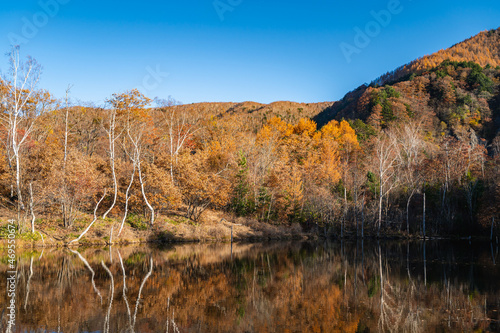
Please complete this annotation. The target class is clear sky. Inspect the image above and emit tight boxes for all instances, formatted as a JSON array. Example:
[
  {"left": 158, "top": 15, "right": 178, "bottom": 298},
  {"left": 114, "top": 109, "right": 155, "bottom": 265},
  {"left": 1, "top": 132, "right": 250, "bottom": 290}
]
[{"left": 0, "top": 0, "right": 499, "bottom": 105}]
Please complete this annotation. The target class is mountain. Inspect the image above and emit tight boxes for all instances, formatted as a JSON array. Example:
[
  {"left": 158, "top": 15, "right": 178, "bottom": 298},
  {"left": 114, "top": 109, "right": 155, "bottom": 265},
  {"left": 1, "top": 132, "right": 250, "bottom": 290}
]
[
  {"left": 159, "top": 28, "right": 500, "bottom": 144},
  {"left": 163, "top": 100, "right": 335, "bottom": 128},
  {"left": 374, "top": 27, "right": 500, "bottom": 85},
  {"left": 312, "top": 27, "right": 500, "bottom": 143}
]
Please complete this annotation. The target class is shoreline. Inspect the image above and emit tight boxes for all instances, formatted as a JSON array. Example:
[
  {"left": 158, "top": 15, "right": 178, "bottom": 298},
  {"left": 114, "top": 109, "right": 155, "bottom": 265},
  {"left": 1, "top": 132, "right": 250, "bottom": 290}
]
[
  {"left": 0, "top": 212, "right": 315, "bottom": 249},
  {"left": 1, "top": 230, "right": 494, "bottom": 250},
  {"left": 1, "top": 210, "right": 496, "bottom": 249}
]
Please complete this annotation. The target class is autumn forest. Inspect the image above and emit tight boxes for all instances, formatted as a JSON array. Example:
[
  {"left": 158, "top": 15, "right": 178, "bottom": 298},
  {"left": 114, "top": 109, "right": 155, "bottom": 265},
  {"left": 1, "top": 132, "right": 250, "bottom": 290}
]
[{"left": 2, "top": 28, "right": 500, "bottom": 244}]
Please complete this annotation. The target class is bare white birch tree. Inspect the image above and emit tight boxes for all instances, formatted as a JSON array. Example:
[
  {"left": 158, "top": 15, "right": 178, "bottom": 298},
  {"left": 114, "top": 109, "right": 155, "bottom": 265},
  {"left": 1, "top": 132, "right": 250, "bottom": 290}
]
[
  {"left": 374, "top": 133, "right": 399, "bottom": 236},
  {"left": 118, "top": 250, "right": 153, "bottom": 331},
  {"left": 131, "top": 128, "right": 155, "bottom": 226},
  {"left": 118, "top": 141, "right": 137, "bottom": 236},
  {"left": 0, "top": 46, "right": 42, "bottom": 224},
  {"left": 112, "top": 90, "right": 153, "bottom": 229},
  {"left": 391, "top": 122, "right": 424, "bottom": 233},
  {"left": 102, "top": 104, "right": 119, "bottom": 219},
  {"left": 156, "top": 98, "right": 200, "bottom": 184},
  {"left": 61, "top": 86, "right": 73, "bottom": 227}
]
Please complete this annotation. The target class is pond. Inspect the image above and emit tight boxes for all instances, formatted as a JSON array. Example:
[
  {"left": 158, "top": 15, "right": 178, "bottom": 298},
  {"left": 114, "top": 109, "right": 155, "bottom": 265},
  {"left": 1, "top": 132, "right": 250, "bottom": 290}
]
[{"left": 0, "top": 240, "right": 499, "bottom": 332}]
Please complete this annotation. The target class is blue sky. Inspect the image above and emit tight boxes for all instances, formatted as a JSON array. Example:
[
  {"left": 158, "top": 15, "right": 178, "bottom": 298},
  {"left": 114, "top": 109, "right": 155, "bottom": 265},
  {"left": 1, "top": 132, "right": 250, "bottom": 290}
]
[{"left": 0, "top": 0, "right": 499, "bottom": 105}]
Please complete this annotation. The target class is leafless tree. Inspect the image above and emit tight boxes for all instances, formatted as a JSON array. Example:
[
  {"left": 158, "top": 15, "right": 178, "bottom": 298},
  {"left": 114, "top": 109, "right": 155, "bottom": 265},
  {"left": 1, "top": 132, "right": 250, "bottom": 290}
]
[
  {"left": 129, "top": 126, "right": 155, "bottom": 225},
  {"left": 492, "top": 135, "right": 500, "bottom": 157},
  {"left": 156, "top": 98, "right": 200, "bottom": 184},
  {"left": 63, "top": 86, "right": 72, "bottom": 164},
  {"left": 0, "top": 46, "right": 42, "bottom": 223},
  {"left": 391, "top": 122, "right": 424, "bottom": 233},
  {"left": 118, "top": 141, "right": 137, "bottom": 236},
  {"left": 133, "top": 257, "right": 153, "bottom": 327},
  {"left": 373, "top": 133, "right": 399, "bottom": 235},
  {"left": 117, "top": 250, "right": 134, "bottom": 331},
  {"left": 102, "top": 103, "right": 120, "bottom": 219}
]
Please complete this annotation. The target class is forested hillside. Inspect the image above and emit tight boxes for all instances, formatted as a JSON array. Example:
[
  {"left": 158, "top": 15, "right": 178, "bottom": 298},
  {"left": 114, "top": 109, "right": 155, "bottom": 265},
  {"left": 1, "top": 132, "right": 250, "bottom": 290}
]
[
  {"left": 332, "top": 60, "right": 500, "bottom": 236},
  {"left": 1, "top": 27, "right": 500, "bottom": 242},
  {"left": 312, "top": 27, "right": 500, "bottom": 237},
  {"left": 375, "top": 27, "right": 500, "bottom": 85}
]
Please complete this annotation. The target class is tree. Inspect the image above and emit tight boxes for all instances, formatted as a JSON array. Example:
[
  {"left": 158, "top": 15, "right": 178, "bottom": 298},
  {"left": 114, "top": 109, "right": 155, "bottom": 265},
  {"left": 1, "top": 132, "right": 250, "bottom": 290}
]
[
  {"left": 156, "top": 98, "right": 200, "bottom": 184},
  {"left": 0, "top": 46, "right": 51, "bottom": 227},
  {"left": 61, "top": 86, "right": 73, "bottom": 227},
  {"left": 101, "top": 94, "right": 121, "bottom": 219},
  {"left": 45, "top": 149, "right": 105, "bottom": 228},
  {"left": 391, "top": 122, "right": 425, "bottom": 233},
  {"left": 121, "top": 91, "right": 154, "bottom": 226},
  {"left": 322, "top": 120, "right": 360, "bottom": 236},
  {"left": 177, "top": 143, "right": 231, "bottom": 222},
  {"left": 373, "top": 133, "right": 399, "bottom": 235}
]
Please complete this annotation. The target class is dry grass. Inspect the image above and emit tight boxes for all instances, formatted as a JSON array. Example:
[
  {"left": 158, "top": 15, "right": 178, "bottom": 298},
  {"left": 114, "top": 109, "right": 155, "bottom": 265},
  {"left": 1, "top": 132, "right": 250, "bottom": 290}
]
[{"left": 0, "top": 207, "right": 313, "bottom": 248}]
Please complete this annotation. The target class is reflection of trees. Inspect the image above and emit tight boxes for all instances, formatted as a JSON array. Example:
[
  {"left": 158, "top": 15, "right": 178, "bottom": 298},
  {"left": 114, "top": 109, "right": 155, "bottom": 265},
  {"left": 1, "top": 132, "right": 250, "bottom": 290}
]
[
  {"left": 69, "top": 248, "right": 102, "bottom": 303},
  {"left": 101, "top": 261, "right": 114, "bottom": 333},
  {"left": 23, "top": 256, "right": 33, "bottom": 310},
  {"left": 378, "top": 244, "right": 422, "bottom": 333},
  {"left": 117, "top": 251, "right": 133, "bottom": 330},
  {"left": 0, "top": 242, "right": 498, "bottom": 332},
  {"left": 354, "top": 242, "right": 495, "bottom": 332}
]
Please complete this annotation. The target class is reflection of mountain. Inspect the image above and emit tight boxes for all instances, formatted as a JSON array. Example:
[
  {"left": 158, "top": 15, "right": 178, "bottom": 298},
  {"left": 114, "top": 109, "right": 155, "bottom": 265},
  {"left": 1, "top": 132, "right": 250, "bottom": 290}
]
[{"left": 0, "top": 241, "right": 498, "bottom": 332}]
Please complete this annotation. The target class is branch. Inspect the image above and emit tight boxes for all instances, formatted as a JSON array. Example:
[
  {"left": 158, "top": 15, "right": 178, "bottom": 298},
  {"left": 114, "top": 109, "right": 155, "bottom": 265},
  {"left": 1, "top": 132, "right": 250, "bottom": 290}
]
[{"left": 68, "top": 190, "right": 107, "bottom": 245}]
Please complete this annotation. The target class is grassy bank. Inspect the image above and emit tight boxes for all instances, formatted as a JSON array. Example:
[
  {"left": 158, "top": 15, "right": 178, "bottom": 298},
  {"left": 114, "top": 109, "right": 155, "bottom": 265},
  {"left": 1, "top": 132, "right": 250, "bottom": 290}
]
[{"left": 0, "top": 209, "right": 313, "bottom": 249}]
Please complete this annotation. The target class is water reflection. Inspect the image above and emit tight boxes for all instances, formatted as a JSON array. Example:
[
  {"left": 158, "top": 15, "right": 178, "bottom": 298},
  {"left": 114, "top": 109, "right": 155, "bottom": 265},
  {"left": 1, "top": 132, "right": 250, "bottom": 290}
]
[{"left": 1, "top": 241, "right": 499, "bottom": 332}]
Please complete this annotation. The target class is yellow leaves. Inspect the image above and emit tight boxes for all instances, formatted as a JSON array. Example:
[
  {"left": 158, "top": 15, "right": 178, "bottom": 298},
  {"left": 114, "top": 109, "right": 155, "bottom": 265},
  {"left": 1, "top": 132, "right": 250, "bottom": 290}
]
[
  {"left": 176, "top": 149, "right": 232, "bottom": 216},
  {"left": 321, "top": 120, "right": 360, "bottom": 152},
  {"left": 257, "top": 117, "right": 358, "bottom": 188},
  {"left": 293, "top": 118, "right": 317, "bottom": 137},
  {"left": 268, "top": 116, "right": 294, "bottom": 137},
  {"left": 319, "top": 140, "right": 341, "bottom": 184},
  {"left": 108, "top": 89, "right": 151, "bottom": 110},
  {"left": 258, "top": 117, "right": 359, "bottom": 161},
  {"left": 469, "top": 112, "right": 481, "bottom": 129},
  {"left": 254, "top": 117, "right": 361, "bottom": 219},
  {"left": 106, "top": 89, "right": 152, "bottom": 122},
  {"left": 257, "top": 117, "right": 294, "bottom": 142},
  {"left": 143, "top": 162, "right": 181, "bottom": 210},
  {"left": 257, "top": 124, "right": 273, "bottom": 143},
  {"left": 206, "top": 138, "right": 235, "bottom": 171},
  {"left": 320, "top": 120, "right": 340, "bottom": 138},
  {"left": 286, "top": 166, "right": 303, "bottom": 204},
  {"left": 206, "top": 140, "right": 225, "bottom": 170}
]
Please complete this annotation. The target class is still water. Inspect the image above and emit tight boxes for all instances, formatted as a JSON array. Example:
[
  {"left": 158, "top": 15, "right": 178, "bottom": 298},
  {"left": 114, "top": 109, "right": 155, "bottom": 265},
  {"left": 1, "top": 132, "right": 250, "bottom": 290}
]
[{"left": 1, "top": 241, "right": 499, "bottom": 332}]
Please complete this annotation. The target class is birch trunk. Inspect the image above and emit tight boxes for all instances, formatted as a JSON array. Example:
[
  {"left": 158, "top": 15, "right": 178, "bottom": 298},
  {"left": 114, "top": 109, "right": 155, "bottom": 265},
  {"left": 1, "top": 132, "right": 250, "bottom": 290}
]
[
  {"left": 68, "top": 190, "right": 107, "bottom": 244},
  {"left": 118, "top": 162, "right": 136, "bottom": 236},
  {"left": 138, "top": 159, "right": 154, "bottom": 226},
  {"left": 103, "top": 110, "right": 118, "bottom": 219},
  {"left": 29, "top": 183, "right": 35, "bottom": 233}
]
